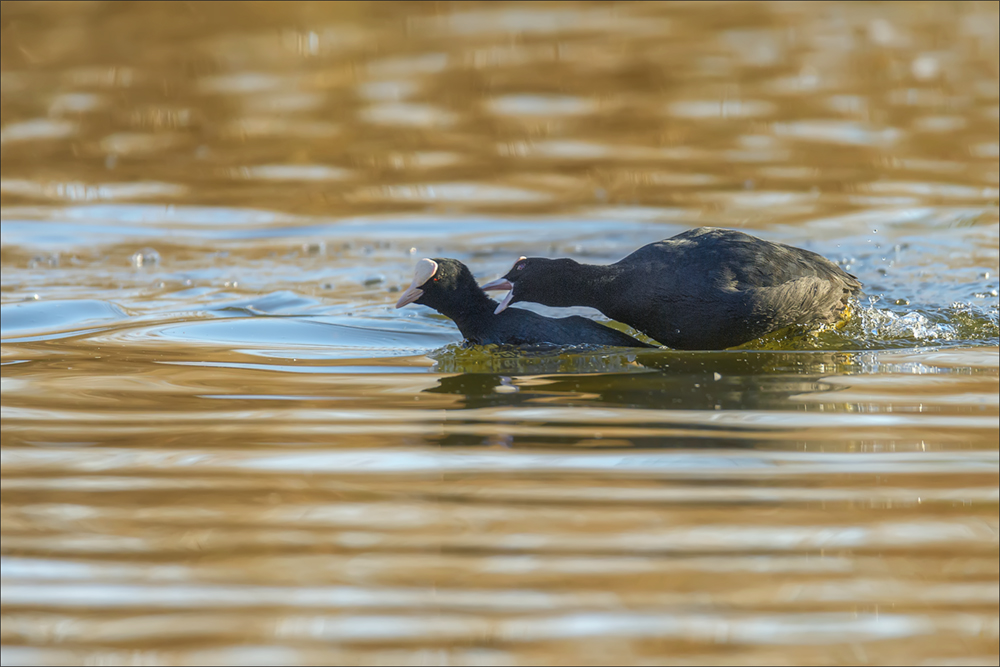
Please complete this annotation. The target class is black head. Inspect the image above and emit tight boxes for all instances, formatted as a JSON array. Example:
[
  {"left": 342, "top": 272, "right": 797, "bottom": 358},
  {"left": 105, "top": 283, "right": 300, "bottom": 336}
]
[
  {"left": 481, "top": 256, "right": 579, "bottom": 313},
  {"left": 395, "top": 257, "right": 495, "bottom": 318}
]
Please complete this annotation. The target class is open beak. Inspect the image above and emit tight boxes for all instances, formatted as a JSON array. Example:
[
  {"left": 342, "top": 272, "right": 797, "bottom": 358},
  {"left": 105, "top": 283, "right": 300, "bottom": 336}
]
[
  {"left": 480, "top": 277, "right": 512, "bottom": 292},
  {"left": 493, "top": 287, "right": 515, "bottom": 314},
  {"left": 480, "top": 277, "right": 515, "bottom": 314}
]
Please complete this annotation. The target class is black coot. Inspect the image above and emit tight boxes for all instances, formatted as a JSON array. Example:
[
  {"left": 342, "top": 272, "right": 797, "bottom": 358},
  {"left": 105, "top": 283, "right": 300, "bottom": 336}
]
[
  {"left": 481, "top": 227, "right": 862, "bottom": 350},
  {"left": 395, "top": 257, "right": 654, "bottom": 348}
]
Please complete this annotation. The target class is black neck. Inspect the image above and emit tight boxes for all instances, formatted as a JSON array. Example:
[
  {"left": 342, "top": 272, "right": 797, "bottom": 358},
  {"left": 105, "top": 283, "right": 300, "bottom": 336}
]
[
  {"left": 430, "top": 288, "right": 501, "bottom": 340},
  {"left": 548, "top": 262, "right": 624, "bottom": 311}
]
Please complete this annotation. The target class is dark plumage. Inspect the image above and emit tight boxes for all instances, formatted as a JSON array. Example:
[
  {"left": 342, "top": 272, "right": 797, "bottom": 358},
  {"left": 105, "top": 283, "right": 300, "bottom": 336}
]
[
  {"left": 395, "top": 257, "right": 654, "bottom": 348},
  {"left": 482, "top": 227, "right": 862, "bottom": 350}
]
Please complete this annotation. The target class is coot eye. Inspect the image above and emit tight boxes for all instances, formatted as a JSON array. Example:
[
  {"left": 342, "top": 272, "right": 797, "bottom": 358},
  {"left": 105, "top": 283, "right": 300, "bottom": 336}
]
[{"left": 516, "top": 262, "right": 526, "bottom": 271}]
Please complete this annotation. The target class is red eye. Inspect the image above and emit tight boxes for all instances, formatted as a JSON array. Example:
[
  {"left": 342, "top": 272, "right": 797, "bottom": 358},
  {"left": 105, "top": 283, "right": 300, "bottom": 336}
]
[{"left": 516, "top": 262, "right": 526, "bottom": 271}]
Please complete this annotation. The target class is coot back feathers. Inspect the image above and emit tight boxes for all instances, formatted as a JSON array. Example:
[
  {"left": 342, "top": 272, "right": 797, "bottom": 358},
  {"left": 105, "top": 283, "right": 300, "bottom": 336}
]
[{"left": 481, "top": 227, "right": 861, "bottom": 350}]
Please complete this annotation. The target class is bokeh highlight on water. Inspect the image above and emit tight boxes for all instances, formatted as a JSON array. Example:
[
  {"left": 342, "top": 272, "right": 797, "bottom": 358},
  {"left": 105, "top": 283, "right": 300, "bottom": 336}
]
[{"left": 1, "top": 2, "right": 998, "bottom": 665}]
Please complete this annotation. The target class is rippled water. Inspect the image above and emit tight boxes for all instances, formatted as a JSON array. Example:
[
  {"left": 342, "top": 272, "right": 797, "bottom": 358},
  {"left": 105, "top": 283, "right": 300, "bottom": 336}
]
[{"left": 2, "top": 2, "right": 998, "bottom": 665}]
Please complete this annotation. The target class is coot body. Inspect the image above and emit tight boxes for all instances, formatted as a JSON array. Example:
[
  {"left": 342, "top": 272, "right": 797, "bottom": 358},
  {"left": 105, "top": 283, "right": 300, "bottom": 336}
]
[
  {"left": 395, "top": 257, "right": 654, "bottom": 348},
  {"left": 482, "top": 227, "right": 861, "bottom": 350}
]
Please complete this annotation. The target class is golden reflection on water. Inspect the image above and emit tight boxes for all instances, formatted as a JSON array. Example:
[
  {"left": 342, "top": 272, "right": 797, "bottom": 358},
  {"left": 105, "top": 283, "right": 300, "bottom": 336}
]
[{"left": 2, "top": 1, "right": 999, "bottom": 665}]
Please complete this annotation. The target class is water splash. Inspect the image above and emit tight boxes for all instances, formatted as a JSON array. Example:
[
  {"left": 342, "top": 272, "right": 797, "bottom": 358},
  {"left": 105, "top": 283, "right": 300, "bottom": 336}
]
[
  {"left": 130, "top": 247, "right": 160, "bottom": 268},
  {"left": 784, "top": 297, "right": 999, "bottom": 351},
  {"left": 856, "top": 303, "right": 953, "bottom": 341}
]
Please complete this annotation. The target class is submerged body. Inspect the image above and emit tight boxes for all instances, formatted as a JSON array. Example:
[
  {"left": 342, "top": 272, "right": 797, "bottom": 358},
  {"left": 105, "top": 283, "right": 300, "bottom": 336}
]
[
  {"left": 395, "top": 258, "right": 653, "bottom": 348},
  {"left": 483, "top": 227, "right": 862, "bottom": 350}
]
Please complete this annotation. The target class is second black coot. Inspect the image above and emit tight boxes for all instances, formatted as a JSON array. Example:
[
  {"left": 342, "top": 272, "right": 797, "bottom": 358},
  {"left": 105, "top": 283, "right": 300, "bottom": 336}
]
[
  {"left": 395, "top": 257, "right": 653, "bottom": 348},
  {"left": 481, "top": 227, "right": 862, "bottom": 350}
]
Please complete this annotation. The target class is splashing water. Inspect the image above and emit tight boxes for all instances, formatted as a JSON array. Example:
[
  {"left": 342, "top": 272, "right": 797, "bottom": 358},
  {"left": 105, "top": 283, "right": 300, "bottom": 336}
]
[{"left": 786, "top": 297, "right": 1000, "bottom": 352}]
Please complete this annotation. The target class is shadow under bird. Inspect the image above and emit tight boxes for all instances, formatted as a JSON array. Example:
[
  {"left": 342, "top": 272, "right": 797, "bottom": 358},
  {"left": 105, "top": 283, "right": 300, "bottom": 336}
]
[
  {"left": 481, "top": 227, "right": 862, "bottom": 350},
  {"left": 395, "top": 257, "right": 654, "bottom": 348}
]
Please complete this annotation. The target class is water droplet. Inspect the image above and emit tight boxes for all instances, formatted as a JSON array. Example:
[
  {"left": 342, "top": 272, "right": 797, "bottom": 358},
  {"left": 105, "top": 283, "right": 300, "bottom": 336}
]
[
  {"left": 28, "top": 254, "right": 59, "bottom": 269},
  {"left": 131, "top": 248, "right": 160, "bottom": 268}
]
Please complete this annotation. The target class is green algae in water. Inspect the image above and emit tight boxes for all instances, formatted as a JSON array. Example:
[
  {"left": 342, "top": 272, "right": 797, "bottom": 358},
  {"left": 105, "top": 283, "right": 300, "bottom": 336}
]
[
  {"left": 429, "top": 342, "right": 650, "bottom": 375},
  {"left": 427, "top": 298, "right": 998, "bottom": 370}
]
